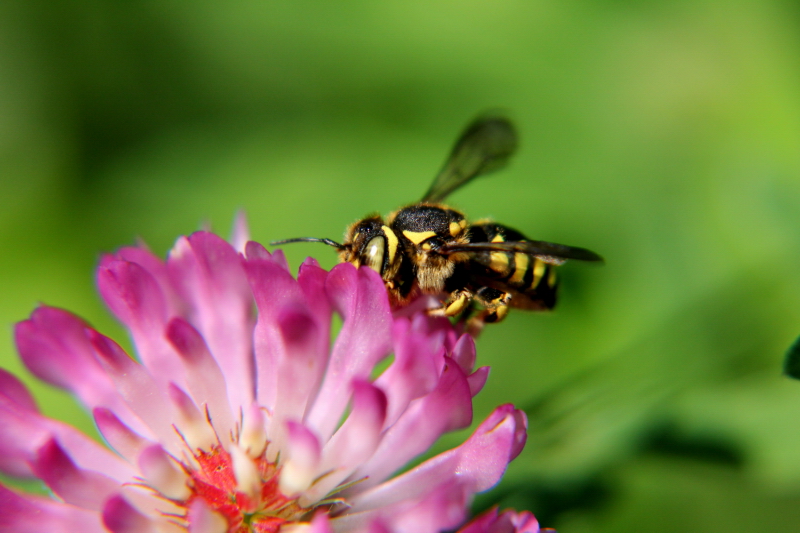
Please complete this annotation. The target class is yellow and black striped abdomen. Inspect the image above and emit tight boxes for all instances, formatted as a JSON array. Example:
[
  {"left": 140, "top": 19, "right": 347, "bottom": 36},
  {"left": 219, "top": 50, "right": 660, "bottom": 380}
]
[{"left": 466, "top": 222, "right": 559, "bottom": 310}]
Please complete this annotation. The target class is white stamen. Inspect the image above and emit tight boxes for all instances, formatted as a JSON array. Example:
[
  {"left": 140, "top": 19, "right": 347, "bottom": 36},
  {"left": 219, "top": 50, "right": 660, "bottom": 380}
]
[
  {"left": 169, "top": 387, "right": 217, "bottom": 452},
  {"left": 279, "top": 459, "right": 316, "bottom": 497},
  {"left": 231, "top": 444, "right": 261, "bottom": 499},
  {"left": 240, "top": 403, "right": 268, "bottom": 459}
]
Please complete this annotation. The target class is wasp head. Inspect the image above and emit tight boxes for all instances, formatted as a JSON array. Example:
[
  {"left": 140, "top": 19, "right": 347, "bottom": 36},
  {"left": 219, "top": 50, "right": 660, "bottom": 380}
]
[{"left": 341, "top": 217, "right": 402, "bottom": 280}]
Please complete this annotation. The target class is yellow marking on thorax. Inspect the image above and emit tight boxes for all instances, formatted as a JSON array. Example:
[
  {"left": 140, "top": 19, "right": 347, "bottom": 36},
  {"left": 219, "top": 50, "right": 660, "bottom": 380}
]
[
  {"left": 510, "top": 253, "right": 529, "bottom": 284},
  {"left": 382, "top": 225, "right": 398, "bottom": 264},
  {"left": 491, "top": 234, "right": 505, "bottom": 243},
  {"left": 490, "top": 251, "right": 510, "bottom": 273},
  {"left": 449, "top": 221, "right": 462, "bottom": 237},
  {"left": 531, "top": 259, "right": 546, "bottom": 288},
  {"left": 403, "top": 230, "right": 437, "bottom": 244}
]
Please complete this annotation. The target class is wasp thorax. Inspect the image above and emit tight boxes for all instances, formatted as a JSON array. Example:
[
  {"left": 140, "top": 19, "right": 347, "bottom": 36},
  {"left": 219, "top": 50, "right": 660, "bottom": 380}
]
[{"left": 389, "top": 204, "right": 467, "bottom": 241}]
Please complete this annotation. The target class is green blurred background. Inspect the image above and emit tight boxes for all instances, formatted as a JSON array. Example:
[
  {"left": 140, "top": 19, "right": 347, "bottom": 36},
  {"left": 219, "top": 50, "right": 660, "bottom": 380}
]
[{"left": 3, "top": 0, "right": 800, "bottom": 530}]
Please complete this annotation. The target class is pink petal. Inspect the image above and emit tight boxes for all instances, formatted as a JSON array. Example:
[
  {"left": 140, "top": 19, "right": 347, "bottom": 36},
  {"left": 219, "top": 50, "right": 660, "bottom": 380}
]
[
  {"left": 467, "top": 366, "right": 490, "bottom": 397},
  {"left": 279, "top": 421, "right": 322, "bottom": 496},
  {"left": 0, "top": 483, "right": 105, "bottom": 533},
  {"left": 271, "top": 308, "right": 325, "bottom": 432},
  {"left": 458, "top": 508, "right": 540, "bottom": 533},
  {"left": 380, "top": 478, "right": 470, "bottom": 533},
  {"left": 166, "top": 317, "right": 235, "bottom": 439},
  {"left": 349, "top": 405, "right": 525, "bottom": 511},
  {"left": 50, "top": 421, "right": 135, "bottom": 483},
  {"left": 244, "top": 253, "right": 310, "bottom": 411},
  {"left": 102, "top": 494, "right": 160, "bottom": 533},
  {"left": 93, "top": 407, "right": 151, "bottom": 462},
  {"left": 167, "top": 232, "right": 256, "bottom": 411},
  {"left": 0, "top": 368, "right": 36, "bottom": 413},
  {"left": 89, "top": 330, "right": 177, "bottom": 448},
  {"left": 304, "top": 381, "right": 387, "bottom": 503},
  {"left": 0, "top": 386, "right": 133, "bottom": 481},
  {"left": 167, "top": 384, "right": 217, "bottom": 452},
  {"left": 246, "top": 240, "right": 290, "bottom": 272},
  {"left": 0, "top": 401, "right": 42, "bottom": 477},
  {"left": 297, "top": 258, "right": 333, "bottom": 354},
  {"left": 187, "top": 498, "right": 229, "bottom": 533},
  {"left": 97, "top": 260, "right": 184, "bottom": 389},
  {"left": 137, "top": 445, "right": 191, "bottom": 501},
  {"left": 108, "top": 245, "right": 184, "bottom": 317},
  {"left": 309, "top": 512, "right": 335, "bottom": 533},
  {"left": 14, "top": 307, "right": 91, "bottom": 391},
  {"left": 306, "top": 265, "right": 392, "bottom": 441},
  {"left": 269, "top": 261, "right": 335, "bottom": 429},
  {"left": 333, "top": 479, "right": 469, "bottom": 533},
  {"left": 272, "top": 248, "right": 290, "bottom": 271},
  {"left": 325, "top": 381, "right": 387, "bottom": 469},
  {"left": 451, "top": 334, "right": 477, "bottom": 374},
  {"left": 30, "top": 438, "right": 120, "bottom": 512},
  {"left": 458, "top": 507, "right": 501, "bottom": 533},
  {"left": 14, "top": 307, "right": 145, "bottom": 434},
  {"left": 507, "top": 511, "right": 541, "bottom": 533},
  {"left": 352, "top": 357, "right": 473, "bottom": 488},
  {"left": 245, "top": 240, "right": 270, "bottom": 261},
  {"left": 362, "top": 519, "right": 392, "bottom": 533},
  {"left": 508, "top": 408, "right": 529, "bottom": 461},
  {"left": 297, "top": 257, "right": 332, "bottom": 328},
  {"left": 375, "top": 315, "right": 446, "bottom": 428}
]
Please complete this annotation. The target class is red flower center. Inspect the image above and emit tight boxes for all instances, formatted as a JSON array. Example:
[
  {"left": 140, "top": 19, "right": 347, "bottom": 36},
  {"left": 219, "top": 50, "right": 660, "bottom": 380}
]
[{"left": 181, "top": 445, "right": 311, "bottom": 533}]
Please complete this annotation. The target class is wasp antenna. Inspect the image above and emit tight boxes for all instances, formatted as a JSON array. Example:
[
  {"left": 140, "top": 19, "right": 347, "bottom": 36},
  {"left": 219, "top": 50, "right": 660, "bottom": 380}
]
[{"left": 270, "top": 237, "right": 345, "bottom": 249}]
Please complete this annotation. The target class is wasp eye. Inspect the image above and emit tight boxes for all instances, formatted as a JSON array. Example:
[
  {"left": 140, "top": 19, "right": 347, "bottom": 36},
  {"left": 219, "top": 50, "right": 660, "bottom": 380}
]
[{"left": 364, "top": 236, "right": 385, "bottom": 274}]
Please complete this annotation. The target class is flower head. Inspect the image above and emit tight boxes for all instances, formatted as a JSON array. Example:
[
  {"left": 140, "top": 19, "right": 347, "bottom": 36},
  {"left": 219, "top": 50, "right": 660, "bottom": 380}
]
[{"left": 1, "top": 224, "right": 528, "bottom": 533}]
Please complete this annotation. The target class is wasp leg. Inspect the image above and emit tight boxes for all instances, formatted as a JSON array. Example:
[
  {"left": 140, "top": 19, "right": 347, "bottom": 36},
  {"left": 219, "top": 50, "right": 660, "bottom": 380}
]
[
  {"left": 429, "top": 289, "right": 475, "bottom": 318},
  {"left": 467, "top": 287, "right": 512, "bottom": 332}
]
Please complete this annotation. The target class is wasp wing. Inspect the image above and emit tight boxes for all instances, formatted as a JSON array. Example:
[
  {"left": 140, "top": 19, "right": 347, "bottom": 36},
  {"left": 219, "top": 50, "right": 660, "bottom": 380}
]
[
  {"left": 421, "top": 115, "right": 518, "bottom": 203},
  {"left": 440, "top": 240, "right": 604, "bottom": 264}
]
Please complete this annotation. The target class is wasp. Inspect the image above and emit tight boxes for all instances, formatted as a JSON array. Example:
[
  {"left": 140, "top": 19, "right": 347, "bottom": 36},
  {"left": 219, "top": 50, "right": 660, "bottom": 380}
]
[{"left": 272, "top": 115, "right": 602, "bottom": 330}]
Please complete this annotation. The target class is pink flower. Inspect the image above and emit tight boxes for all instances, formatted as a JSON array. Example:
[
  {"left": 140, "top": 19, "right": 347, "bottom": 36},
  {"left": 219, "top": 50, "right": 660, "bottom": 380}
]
[{"left": 0, "top": 224, "right": 528, "bottom": 533}]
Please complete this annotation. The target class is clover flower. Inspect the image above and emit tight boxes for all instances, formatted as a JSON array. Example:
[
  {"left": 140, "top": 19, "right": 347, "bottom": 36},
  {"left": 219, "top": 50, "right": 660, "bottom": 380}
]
[{"left": 0, "top": 225, "right": 529, "bottom": 533}]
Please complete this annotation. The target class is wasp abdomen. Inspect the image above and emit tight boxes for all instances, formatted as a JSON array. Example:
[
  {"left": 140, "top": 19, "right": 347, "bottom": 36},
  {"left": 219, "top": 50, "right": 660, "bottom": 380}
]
[{"left": 467, "top": 222, "right": 558, "bottom": 310}]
